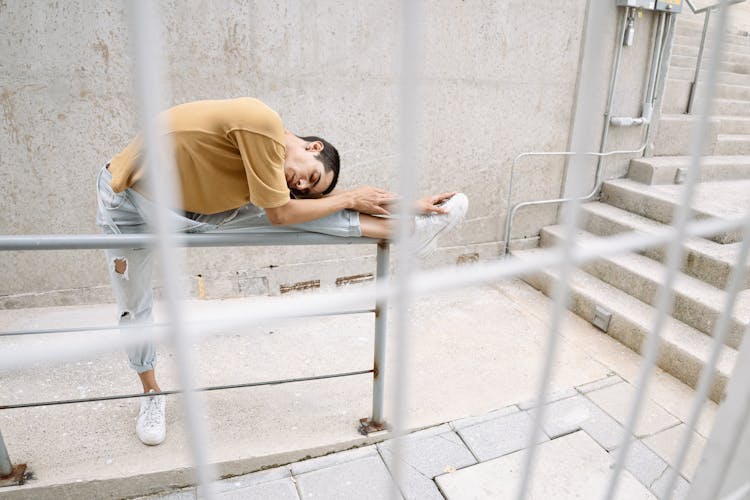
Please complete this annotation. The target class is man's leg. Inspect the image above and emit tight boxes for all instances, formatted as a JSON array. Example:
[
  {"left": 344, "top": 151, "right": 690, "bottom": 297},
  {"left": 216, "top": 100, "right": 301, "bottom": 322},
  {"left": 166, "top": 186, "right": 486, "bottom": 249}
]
[
  {"left": 358, "top": 214, "right": 392, "bottom": 239},
  {"left": 97, "top": 165, "right": 165, "bottom": 445},
  {"left": 212, "top": 194, "right": 468, "bottom": 257}
]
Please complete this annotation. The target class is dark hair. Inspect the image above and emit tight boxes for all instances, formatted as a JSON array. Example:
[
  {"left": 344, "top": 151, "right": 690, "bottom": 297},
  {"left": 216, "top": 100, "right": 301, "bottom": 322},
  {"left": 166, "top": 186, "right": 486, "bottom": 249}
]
[{"left": 298, "top": 135, "right": 340, "bottom": 196}]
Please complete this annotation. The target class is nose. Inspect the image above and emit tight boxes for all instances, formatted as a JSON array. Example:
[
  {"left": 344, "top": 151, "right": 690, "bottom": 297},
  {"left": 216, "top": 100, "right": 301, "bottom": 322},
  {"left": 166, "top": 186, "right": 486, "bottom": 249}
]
[{"left": 296, "top": 177, "right": 310, "bottom": 190}]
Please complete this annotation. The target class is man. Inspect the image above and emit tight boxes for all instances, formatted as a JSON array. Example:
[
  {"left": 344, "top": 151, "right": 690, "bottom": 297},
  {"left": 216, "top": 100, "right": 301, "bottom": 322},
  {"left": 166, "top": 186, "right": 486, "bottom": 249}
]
[{"left": 96, "top": 97, "right": 468, "bottom": 445}]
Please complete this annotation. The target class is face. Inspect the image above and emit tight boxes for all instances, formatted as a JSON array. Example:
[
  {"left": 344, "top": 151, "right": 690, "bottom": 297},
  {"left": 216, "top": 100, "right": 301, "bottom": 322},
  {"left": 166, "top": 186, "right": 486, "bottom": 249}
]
[{"left": 285, "top": 158, "right": 334, "bottom": 198}]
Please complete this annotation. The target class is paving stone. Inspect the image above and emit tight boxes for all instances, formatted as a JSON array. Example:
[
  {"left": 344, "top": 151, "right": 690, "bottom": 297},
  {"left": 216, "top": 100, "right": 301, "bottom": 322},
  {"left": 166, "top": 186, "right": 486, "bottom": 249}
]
[
  {"left": 518, "top": 387, "right": 578, "bottom": 410},
  {"left": 216, "top": 478, "right": 299, "bottom": 500},
  {"left": 295, "top": 454, "right": 402, "bottom": 500},
  {"left": 379, "top": 451, "right": 445, "bottom": 500},
  {"left": 586, "top": 383, "right": 680, "bottom": 438},
  {"left": 457, "top": 409, "right": 549, "bottom": 461},
  {"left": 290, "top": 445, "right": 378, "bottom": 475},
  {"left": 395, "top": 423, "right": 454, "bottom": 441},
  {"left": 436, "top": 431, "right": 655, "bottom": 499},
  {"left": 215, "top": 466, "right": 291, "bottom": 491},
  {"left": 576, "top": 375, "right": 624, "bottom": 394},
  {"left": 539, "top": 394, "right": 624, "bottom": 450},
  {"left": 610, "top": 440, "right": 669, "bottom": 488},
  {"left": 450, "top": 405, "right": 520, "bottom": 430},
  {"left": 642, "top": 424, "right": 705, "bottom": 481},
  {"left": 379, "top": 430, "right": 476, "bottom": 478},
  {"left": 650, "top": 468, "right": 690, "bottom": 500}
]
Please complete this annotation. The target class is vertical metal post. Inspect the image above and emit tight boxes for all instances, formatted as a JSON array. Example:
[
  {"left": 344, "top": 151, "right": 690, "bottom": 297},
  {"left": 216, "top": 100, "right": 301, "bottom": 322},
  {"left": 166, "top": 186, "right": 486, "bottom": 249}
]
[
  {"left": 0, "top": 431, "right": 12, "bottom": 477},
  {"left": 687, "top": 9, "right": 711, "bottom": 113},
  {"left": 360, "top": 240, "right": 390, "bottom": 434},
  {"left": 372, "top": 241, "right": 389, "bottom": 425}
]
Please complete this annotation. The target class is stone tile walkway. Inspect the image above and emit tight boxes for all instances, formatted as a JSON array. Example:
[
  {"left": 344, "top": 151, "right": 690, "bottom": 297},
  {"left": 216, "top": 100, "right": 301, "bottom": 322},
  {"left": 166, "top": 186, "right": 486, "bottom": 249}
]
[{"left": 139, "top": 374, "right": 696, "bottom": 500}]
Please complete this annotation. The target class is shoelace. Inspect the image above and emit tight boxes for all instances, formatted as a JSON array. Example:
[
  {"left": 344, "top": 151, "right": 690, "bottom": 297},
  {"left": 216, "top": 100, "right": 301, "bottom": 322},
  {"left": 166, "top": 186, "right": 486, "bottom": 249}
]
[{"left": 142, "top": 397, "right": 163, "bottom": 428}]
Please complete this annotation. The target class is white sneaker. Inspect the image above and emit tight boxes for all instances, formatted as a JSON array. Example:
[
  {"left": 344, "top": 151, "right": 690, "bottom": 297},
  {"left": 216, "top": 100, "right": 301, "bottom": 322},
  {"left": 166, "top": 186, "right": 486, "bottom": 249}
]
[
  {"left": 136, "top": 390, "right": 166, "bottom": 446},
  {"left": 413, "top": 193, "right": 469, "bottom": 258}
]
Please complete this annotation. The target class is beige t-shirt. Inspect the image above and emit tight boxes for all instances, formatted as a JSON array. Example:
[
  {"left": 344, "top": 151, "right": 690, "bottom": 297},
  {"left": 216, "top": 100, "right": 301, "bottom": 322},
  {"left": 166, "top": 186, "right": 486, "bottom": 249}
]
[{"left": 108, "top": 98, "right": 291, "bottom": 214}]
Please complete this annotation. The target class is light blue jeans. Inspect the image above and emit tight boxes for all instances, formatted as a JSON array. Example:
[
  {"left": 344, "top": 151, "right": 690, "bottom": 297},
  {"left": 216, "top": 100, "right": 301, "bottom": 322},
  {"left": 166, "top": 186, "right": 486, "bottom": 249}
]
[{"left": 95, "top": 165, "right": 361, "bottom": 373}]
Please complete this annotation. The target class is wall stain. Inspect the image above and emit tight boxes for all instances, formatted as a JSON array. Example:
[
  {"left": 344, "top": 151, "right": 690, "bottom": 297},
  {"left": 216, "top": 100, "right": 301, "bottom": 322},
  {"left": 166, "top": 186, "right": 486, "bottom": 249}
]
[
  {"left": 0, "top": 90, "right": 20, "bottom": 144},
  {"left": 92, "top": 38, "right": 110, "bottom": 68},
  {"left": 223, "top": 21, "right": 244, "bottom": 70}
]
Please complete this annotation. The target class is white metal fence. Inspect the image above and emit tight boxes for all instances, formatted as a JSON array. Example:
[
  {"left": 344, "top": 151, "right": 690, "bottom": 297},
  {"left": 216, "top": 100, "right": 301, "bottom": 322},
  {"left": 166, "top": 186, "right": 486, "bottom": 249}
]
[{"left": 1, "top": 1, "right": 750, "bottom": 499}]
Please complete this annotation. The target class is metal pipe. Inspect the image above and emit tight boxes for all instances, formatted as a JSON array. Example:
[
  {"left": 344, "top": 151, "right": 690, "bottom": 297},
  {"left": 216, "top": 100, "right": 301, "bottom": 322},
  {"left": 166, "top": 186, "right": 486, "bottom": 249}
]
[
  {"left": 0, "top": 431, "right": 11, "bottom": 477},
  {"left": 126, "top": 2, "right": 215, "bottom": 495},
  {"left": 502, "top": 144, "right": 646, "bottom": 254},
  {"left": 503, "top": 6, "right": 630, "bottom": 253},
  {"left": 661, "top": 206, "right": 750, "bottom": 500},
  {"left": 371, "top": 241, "right": 389, "bottom": 425},
  {"left": 0, "top": 370, "right": 374, "bottom": 410},
  {"left": 0, "top": 307, "right": 377, "bottom": 338},
  {"left": 610, "top": 11, "right": 666, "bottom": 127},
  {"left": 603, "top": 1, "right": 730, "bottom": 498},
  {"left": 645, "top": 12, "right": 667, "bottom": 107},
  {"left": 688, "top": 9, "right": 711, "bottom": 114},
  {"left": 504, "top": 7, "right": 677, "bottom": 254},
  {"left": 0, "top": 233, "right": 378, "bottom": 251},
  {"left": 592, "top": 6, "right": 630, "bottom": 183}
]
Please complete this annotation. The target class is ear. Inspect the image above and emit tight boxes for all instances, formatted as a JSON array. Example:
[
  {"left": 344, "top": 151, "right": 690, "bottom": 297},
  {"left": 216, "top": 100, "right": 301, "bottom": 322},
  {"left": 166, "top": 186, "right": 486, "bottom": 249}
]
[{"left": 306, "top": 140, "right": 324, "bottom": 152}]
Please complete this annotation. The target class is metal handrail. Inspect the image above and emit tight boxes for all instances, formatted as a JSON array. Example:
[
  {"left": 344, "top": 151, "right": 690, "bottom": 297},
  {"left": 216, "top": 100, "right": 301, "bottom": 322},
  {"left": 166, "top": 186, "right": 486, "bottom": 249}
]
[
  {"left": 502, "top": 144, "right": 647, "bottom": 255},
  {"left": 0, "top": 232, "right": 379, "bottom": 251},
  {"left": 685, "top": 0, "right": 745, "bottom": 14},
  {"left": 685, "top": 0, "right": 746, "bottom": 113},
  {"left": 0, "top": 231, "right": 392, "bottom": 482}
]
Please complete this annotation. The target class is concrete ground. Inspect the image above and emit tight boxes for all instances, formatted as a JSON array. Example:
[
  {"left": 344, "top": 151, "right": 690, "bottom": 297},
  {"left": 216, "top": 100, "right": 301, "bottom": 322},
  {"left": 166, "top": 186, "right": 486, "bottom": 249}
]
[{"left": 0, "top": 279, "right": 718, "bottom": 499}]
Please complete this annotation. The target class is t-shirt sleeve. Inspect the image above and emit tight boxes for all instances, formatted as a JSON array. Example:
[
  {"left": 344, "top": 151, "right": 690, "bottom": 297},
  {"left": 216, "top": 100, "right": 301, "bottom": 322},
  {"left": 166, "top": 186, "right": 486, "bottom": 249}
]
[{"left": 231, "top": 130, "right": 291, "bottom": 208}]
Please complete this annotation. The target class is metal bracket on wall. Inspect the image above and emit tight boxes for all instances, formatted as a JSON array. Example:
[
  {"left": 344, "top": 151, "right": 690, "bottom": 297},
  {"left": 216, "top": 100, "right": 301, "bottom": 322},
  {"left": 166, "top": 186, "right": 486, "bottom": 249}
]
[{"left": 592, "top": 305, "right": 613, "bottom": 332}]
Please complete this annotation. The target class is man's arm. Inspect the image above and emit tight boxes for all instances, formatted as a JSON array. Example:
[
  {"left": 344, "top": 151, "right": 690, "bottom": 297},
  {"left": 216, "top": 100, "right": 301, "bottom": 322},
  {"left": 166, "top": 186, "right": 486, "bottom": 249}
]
[{"left": 264, "top": 186, "right": 395, "bottom": 226}]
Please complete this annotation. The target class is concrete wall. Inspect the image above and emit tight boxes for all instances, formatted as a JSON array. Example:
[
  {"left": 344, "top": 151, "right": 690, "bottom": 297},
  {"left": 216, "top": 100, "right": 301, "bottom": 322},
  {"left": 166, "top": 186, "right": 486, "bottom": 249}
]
[{"left": 0, "top": 0, "right": 663, "bottom": 308}]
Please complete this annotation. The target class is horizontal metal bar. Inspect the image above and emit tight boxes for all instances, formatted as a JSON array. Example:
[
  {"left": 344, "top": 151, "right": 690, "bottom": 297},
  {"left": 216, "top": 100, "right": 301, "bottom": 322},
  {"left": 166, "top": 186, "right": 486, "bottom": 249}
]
[
  {"left": 0, "top": 308, "right": 377, "bottom": 338},
  {"left": 0, "top": 233, "right": 381, "bottom": 251},
  {"left": 686, "top": 0, "right": 745, "bottom": 13},
  {"left": 0, "top": 369, "right": 374, "bottom": 410}
]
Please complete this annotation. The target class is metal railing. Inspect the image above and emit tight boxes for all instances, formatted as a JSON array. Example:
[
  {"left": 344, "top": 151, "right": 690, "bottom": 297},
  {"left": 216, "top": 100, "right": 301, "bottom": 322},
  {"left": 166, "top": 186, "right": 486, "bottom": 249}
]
[
  {"left": 0, "top": 232, "right": 390, "bottom": 487},
  {"left": 2, "top": 1, "right": 750, "bottom": 499},
  {"left": 685, "top": 0, "right": 747, "bottom": 113},
  {"left": 503, "top": 5, "right": 675, "bottom": 254}
]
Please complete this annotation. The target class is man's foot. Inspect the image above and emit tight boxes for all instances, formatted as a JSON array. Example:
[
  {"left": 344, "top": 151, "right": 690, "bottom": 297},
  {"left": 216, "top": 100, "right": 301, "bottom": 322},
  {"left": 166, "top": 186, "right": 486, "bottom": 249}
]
[
  {"left": 136, "top": 390, "right": 166, "bottom": 446},
  {"left": 413, "top": 192, "right": 469, "bottom": 258}
]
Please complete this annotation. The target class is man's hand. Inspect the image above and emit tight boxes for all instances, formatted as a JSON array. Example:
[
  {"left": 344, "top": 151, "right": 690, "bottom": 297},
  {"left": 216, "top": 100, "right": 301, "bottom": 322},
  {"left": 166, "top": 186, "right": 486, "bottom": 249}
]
[
  {"left": 414, "top": 192, "right": 457, "bottom": 215},
  {"left": 347, "top": 186, "right": 397, "bottom": 216}
]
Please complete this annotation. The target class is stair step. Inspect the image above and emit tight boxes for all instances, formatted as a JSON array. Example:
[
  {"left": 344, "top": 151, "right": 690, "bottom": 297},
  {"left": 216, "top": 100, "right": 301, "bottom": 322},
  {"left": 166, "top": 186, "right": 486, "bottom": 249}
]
[
  {"left": 650, "top": 113, "right": 720, "bottom": 155},
  {"left": 540, "top": 225, "right": 750, "bottom": 349},
  {"left": 715, "top": 134, "right": 750, "bottom": 155},
  {"left": 601, "top": 178, "right": 748, "bottom": 244},
  {"left": 716, "top": 115, "right": 750, "bottom": 134},
  {"left": 628, "top": 153, "right": 750, "bottom": 184},
  {"left": 580, "top": 202, "right": 750, "bottom": 290},
  {"left": 515, "top": 248, "right": 735, "bottom": 403},
  {"left": 671, "top": 55, "right": 750, "bottom": 75},
  {"left": 714, "top": 98, "right": 750, "bottom": 116},
  {"left": 660, "top": 80, "right": 750, "bottom": 116},
  {"left": 671, "top": 43, "right": 750, "bottom": 65},
  {"left": 668, "top": 66, "right": 750, "bottom": 86},
  {"left": 674, "top": 29, "right": 750, "bottom": 49}
]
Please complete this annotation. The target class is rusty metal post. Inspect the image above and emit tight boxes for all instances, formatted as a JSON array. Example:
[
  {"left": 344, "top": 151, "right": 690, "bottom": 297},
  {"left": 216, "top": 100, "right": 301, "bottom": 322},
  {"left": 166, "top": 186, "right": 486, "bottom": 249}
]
[
  {"left": 0, "top": 431, "right": 10, "bottom": 477},
  {"left": 0, "top": 429, "right": 27, "bottom": 487},
  {"left": 359, "top": 240, "right": 389, "bottom": 435}
]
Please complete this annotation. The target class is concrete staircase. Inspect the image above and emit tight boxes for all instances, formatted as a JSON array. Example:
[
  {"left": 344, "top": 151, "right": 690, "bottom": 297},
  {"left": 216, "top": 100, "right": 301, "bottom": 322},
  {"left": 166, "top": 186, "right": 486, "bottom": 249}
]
[{"left": 514, "top": 17, "right": 750, "bottom": 403}]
